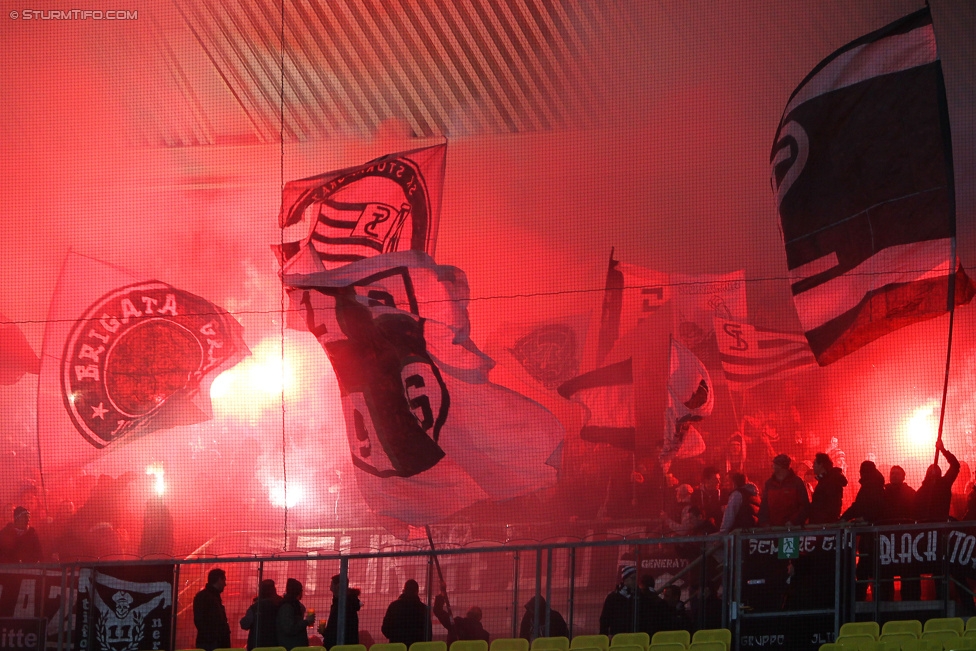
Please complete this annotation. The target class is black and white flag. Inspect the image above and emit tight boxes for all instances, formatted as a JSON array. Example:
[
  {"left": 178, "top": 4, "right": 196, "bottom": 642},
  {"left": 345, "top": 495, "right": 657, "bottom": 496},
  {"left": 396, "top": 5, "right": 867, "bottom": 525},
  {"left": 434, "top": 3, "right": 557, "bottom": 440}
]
[{"left": 771, "top": 7, "right": 973, "bottom": 365}]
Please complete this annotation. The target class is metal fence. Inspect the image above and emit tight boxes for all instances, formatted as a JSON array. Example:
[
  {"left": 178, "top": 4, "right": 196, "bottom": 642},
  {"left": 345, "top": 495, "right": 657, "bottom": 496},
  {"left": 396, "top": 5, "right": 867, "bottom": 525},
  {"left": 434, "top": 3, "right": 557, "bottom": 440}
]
[{"left": 3, "top": 521, "right": 976, "bottom": 651}]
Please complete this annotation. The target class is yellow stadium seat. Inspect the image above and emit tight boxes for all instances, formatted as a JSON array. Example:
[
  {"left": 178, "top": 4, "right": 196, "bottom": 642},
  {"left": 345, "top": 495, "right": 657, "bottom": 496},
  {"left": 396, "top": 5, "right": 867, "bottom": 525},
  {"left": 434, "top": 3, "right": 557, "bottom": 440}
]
[
  {"left": 867, "top": 641, "right": 899, "bottom": 651},
  {"left": 608, "top": 645, "right": 644, "bottom": 651},
  {"left": 410, "top": 643, "right": 448, "bottom": 651},
  {"left": 253, "top": 647, "right": 287, "bottom": 651},
  {"left": 900, "top": 640, "right": 941, "bottom": 651},
  {"left": 531, "top": 638, "right": 570, "bottom": 651},
  {"left": 925, "top": 619, "right": 965, "bottom": 636},
  {"left": 946, "top": 638, "right": 976, "bottom": 651},
  {"left": 647, "top": 645, "right": 686, "bottom": 651},
  {"left": 294, "top": 647, "right": 327, "bottom": 651},
  {"left": 691, "top": 629, "right": 731, "bottom": 650},
  {"left": 611, "top": 634, "right": 650, "bottom": 651},
  {"left": 921, "top": 631, "right": 960, "bottom": 645},
  {"left": 818, "top": 645, "right": 845, "bottom": 651},
  {"left": 213, "top": 648, "right": 246, "bottom": 651},
  {"left": 331, "top": 645, "right": 367, "bottom": 651},
  {"left": 837, "top": 635, "right": 876, "bottom": 651},
  {"left": 572, "top": 636, "right": 610, "bottom": 651},
  {"left": 372, "top": 645, "right": 408, "bottom": 651},
  {"left": 883, "top": 621, "right": 923, "bottom": 638},
  {"left": 840, "top": 624, "right": 880, "bottom": 640},
  {"left": 651, "top": 632, "right": 690, "bottom": 648},
  {"left": 881, "top": 633, "right": 918, "bottom": 647},
  {"left": 688, "top": 643, "right": 724, "bottom": 651},
  {"left": 451, "top": 642, "right": 489, "bottom": 651},
  {"left": 492, "top": 641, "right": 530, "bottom": 651},
  {"left": 968, "top": 619, "right": 976, "bottom": 634}
]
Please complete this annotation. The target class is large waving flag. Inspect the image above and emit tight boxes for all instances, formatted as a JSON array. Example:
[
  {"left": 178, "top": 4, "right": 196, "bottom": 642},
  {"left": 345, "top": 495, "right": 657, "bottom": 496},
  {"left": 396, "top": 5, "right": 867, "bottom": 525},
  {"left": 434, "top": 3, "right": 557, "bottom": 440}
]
[
  {"left": 37, "top": 253, "right": 249, "bottom": 471},
  {"left": 283, "top": 251, "right": 562, "bottom": 525},
  {"left": 556, "top": 358, "right": 635, "bottom": 450},
  {"left": 0, "top": 312, "right": 39, "bottom": 385},
  {"left": 770, "top": 7, "right": 974, "bottom": 365},
  {"left": 661, "top": 337, "right": 713, "bottom": 467},
  {"left": 278, "top": 144, "right": 446, "bottom": 273},
  {"left": 714, "top": 317, "right": 817, "bottom": 391}
]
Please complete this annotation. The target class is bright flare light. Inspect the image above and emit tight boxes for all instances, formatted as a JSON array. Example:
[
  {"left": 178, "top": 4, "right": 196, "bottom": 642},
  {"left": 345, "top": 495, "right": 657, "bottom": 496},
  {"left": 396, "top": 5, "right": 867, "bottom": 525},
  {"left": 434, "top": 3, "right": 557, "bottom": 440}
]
[
  {"left": 210, "top": 337, "right": 299, "bottom": 417},
  {"left": 146, "top": 463, "right": 166, "bottom": 495},
  {"left": 269, "top": 481, "right": 304, "bottom": 508},
  {"left": 903, "top": 402, "right": 939, "bottom": 452}
]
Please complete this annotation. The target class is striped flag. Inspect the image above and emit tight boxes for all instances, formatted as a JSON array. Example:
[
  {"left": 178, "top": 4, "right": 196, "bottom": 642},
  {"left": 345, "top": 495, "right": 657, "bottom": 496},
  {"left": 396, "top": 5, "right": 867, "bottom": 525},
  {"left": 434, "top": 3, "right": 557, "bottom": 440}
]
[
  {"left": 714, "top": 317, "right": 817, "bottom": 390},
  {"left": 770, "top": 7, "right": 974, "bottom": 365},
  {"left": 277, "top": 144, "right": 446, "bottom": 273}
]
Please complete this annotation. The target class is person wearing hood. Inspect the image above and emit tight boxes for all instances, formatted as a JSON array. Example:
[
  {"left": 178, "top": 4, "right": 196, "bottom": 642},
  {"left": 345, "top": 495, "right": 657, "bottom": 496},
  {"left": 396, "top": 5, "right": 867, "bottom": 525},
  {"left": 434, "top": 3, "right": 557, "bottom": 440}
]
[
  {"left": 719, "top": 472, "right": 759, "bottom": 534},
  {"left": 808, "top": 453, "right": 848, "bottom": 524},
  {"left": 882, "top": 465, "right": 916, "bottom": 524},
  {"left": 841, "top": 460, "right": 886, "bottom": 523},
  {"left": 914, "top": 440, "right": 960, "bottom": 523},
  {"left": 758, "top": 454, "right": 809, "bottom": 527},
  {"left": 841, "top": 460, "right": 887, "bottom": 601},
  {"left": 518, "top": 595, "right": 568, "bottom": 641}
]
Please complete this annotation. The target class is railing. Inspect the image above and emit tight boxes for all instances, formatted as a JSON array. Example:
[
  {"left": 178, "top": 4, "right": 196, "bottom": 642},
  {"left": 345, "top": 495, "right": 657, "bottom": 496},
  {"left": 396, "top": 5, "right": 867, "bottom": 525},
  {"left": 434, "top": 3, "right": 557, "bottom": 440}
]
[{"left": 3, "top": 521, "right": 976, "bottom": 651}]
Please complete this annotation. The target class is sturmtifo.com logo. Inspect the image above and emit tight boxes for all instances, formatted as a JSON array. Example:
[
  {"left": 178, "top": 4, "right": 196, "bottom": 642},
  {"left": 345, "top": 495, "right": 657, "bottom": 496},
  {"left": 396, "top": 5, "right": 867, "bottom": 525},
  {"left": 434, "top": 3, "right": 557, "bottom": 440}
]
[{"left": 9, "top": 9, "right": 138, "bottom": 20}]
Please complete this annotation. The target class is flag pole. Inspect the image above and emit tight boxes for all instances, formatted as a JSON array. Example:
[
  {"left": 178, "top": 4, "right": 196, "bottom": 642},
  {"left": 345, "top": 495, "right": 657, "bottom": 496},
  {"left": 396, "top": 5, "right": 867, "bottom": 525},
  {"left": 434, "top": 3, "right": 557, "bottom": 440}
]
[
  {"left": 934, "top": 238, "right": 959, "bottom": 465},
  {"left": 594, "top": 247, "right": 619, "bottom": 369},
  {"left": 425, "top": 525, "right": 455, "bottom": 621}
]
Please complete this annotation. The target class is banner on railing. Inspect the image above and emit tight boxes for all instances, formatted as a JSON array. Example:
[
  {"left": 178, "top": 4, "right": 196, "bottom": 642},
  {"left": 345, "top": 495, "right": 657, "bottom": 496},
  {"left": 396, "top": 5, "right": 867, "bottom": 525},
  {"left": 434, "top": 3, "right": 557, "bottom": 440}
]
[
  {"left": 0, "top": 569, "right": 66, "bottom": 651},
  {"left": 74, "top": 565, "right": 174, "bottom": 651}
]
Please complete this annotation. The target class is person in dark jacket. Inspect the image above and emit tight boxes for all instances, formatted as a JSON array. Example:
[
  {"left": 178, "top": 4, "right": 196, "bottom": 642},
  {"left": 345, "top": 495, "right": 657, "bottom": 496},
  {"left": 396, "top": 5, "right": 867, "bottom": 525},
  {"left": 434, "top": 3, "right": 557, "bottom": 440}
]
[
  {"left": 519, "top": 595, "right": 568, "bottom": 641},
  {"left": 382, "top": 579, "right": 430, "bottom": 647},
  {"left": 841, "top": 460, "right": 886, "bottom": 600},
  {"left": 433, "top": 582, "right": 489, "bottom": 643},
  {"left": 915, "top": 441, "right": 960, "bottom": 522},
  {"left": 599, "top": 565, "right": 638, "bottom": 636},
  {"left": 882, "top": 465, "right": 917, "bottom": 524},
  {"left": 808, "top": 453, "right": 848, "bottom": 524},
  {"left": 0, "top": 506, "right": 43, "bottom": 563},
  {"left": 718, "top": 472, "right": 760, "bottom": 534},
  {"left": 965, "top": 484, "right": 976, "bottom": 522},
  {"left": 842, "top": 460, "right": 886, "bottom": 523},
  {"left": 321, "top": 574, "right": 362, "bottom": 648},
  {"left": 241, "top": 579, "right": 281, "bottom": 650},
  {"left": 691, "top": 466, "right": 724, "bottom": 530},
  {"left": 637, "top": 573, "right": 673, "bottom": 638},
  {"left": 193, "top": 568, "right": 231, "bottom": 651},
  {"left": 277, "top": 578, "right": 314, "bottom": 651},
  {"left": 759, "top": 454, "right": 809, "bottom": 526}
]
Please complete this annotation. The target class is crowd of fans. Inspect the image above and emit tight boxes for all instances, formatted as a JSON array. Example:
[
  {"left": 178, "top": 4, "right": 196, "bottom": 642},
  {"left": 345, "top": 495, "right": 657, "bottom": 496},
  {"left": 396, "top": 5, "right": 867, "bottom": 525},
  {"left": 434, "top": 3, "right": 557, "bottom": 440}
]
[
  {"left": 183, "top": 565, "right": 698, "bottom": 651},
  {"left": 659, "top": 440, "right": 970, "bottom": 539}
]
